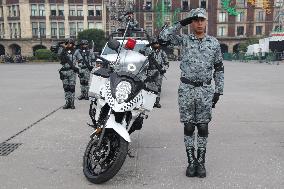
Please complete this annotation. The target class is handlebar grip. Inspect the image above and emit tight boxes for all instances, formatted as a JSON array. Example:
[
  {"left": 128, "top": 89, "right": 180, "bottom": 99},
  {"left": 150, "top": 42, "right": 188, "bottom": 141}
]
[{"left": 96, "top": 55, "right": 111, "bottom": 64}]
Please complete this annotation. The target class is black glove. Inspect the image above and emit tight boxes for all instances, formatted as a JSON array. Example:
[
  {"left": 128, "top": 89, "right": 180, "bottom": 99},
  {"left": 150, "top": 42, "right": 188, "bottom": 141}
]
[
  {"left": 212, "top": 93, "right": 221, "bottom": 108},
  {"left": 179, "top": 17, "right": 192, "bottom": 26},
  {"left": 88, "top": 66, "right": 94, "bottom": 71},
  {"left": 73, "top": 67, "right": 80, "bottom": 74},
  {"left": 160, "top": 70, "right": 166, "bottom": 75}
]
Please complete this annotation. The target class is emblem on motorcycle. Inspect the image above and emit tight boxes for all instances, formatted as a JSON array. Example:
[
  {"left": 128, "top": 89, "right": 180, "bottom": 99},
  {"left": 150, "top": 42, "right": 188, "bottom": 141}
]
[{"left": 127, "top": 64, "right": 136, "bottom": 72}]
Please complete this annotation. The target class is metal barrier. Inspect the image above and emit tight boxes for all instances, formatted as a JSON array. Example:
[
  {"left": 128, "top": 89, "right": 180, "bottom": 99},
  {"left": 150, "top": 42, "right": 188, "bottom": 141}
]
[{"left": 223, "top": 52, "right": 284, "bottom": 63}]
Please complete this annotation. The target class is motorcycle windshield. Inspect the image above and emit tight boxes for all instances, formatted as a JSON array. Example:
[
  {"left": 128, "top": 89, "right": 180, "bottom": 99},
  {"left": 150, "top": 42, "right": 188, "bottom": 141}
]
[{"left": 115, "top": 50, "right": 148, "bottom": 77}]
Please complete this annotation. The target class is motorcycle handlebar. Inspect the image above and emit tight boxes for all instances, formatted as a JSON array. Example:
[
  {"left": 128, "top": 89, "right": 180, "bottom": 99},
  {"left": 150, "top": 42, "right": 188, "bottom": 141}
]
[{"left": 96, "top": 55, "right": 111, "bottom": 65}]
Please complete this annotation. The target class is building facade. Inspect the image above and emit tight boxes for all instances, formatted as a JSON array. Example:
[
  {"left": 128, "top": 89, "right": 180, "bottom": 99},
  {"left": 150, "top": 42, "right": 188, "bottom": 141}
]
[
  {"left": 0, "top": 0, "right": 283, "bottom": 56},
  {"left": 0, "top": 0, "right": 106, "bottom": 56}
]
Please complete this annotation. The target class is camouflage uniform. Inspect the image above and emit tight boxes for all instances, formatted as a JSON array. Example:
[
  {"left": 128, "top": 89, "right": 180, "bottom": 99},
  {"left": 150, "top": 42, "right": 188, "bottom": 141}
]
[
  {"left": 78, "top": 49, "right": 96, "bottom": 99},
  {"left": 58, "top": 46, "right": 82, "bottom": 108},
  {"left": 154, "top": 49, "right": 169, "bottom": 98},
  {"left": 160, "top": 8, "right": 224, "bottom": 177},
  {"left": 141, "top": 45, "right": 169, "bottom": 97}
]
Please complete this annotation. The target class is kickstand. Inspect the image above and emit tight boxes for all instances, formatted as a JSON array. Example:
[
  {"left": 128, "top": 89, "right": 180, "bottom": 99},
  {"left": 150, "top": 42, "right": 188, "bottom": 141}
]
[{"left": 127, "top": 149, "right": 135, "bottom": 158}]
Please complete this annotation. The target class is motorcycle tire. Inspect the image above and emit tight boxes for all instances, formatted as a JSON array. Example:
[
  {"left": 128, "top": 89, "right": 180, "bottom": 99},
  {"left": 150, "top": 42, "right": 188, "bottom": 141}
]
[{"left": 83, "top": 130, "right": 128, "bottom": 184}]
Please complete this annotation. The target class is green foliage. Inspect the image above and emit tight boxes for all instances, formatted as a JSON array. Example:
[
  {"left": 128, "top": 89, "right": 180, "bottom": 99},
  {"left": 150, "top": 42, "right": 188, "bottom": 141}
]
[
  {"left": 77, "top": 29, "right": 106, "bottom": 52},
  {"left": 35, "top": 49, "right": 57, "bottom": 61},
  {"left": 221, "top": 0, "right": 241, "bottom": 16}
]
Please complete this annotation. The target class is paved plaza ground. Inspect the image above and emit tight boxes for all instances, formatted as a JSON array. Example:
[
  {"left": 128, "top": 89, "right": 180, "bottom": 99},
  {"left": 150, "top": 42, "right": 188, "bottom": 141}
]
[{"left": 0, "top": 61, "right": 284, "bottom": 189}]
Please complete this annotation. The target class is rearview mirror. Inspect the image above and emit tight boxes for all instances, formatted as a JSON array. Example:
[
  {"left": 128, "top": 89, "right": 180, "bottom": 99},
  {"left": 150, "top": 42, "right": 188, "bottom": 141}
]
[{"left": 107, "top": 39, "right": 120, "bottom": 52}]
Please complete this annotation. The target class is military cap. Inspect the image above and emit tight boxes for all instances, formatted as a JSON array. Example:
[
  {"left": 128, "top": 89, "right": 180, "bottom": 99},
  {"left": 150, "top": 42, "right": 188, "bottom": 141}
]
[{"left": 188, "top": 8, "right": 207, "bottom": 20}]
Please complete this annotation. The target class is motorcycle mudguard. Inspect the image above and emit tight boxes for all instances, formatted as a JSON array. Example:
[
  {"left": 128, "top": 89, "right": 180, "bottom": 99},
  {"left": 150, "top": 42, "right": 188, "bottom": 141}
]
[{"left": 105, "top": 114, "right": 131, "bottom": 142}]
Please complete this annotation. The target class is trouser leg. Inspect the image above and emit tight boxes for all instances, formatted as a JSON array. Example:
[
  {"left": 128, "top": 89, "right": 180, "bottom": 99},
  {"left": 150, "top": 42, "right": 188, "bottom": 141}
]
[
  {"left": 196, "top": 123, "right": 208, "bottom": 178},
  {"left": 184, "top": 122, "right": 198, "bottom": 177}
]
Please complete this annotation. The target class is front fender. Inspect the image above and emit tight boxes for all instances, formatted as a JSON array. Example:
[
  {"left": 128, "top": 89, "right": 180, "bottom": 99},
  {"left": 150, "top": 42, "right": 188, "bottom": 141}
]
[{"left": 105, "top": 114, "right": 131, "bottom": 142}]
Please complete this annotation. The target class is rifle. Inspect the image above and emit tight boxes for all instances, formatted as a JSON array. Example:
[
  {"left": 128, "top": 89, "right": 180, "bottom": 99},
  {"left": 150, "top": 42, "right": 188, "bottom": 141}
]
[
  {"left": 148, "top": 52, "right": 167, "bottom": 79},
  {"left": 60, "top": 48, "right": 79, "bottom": 73}
]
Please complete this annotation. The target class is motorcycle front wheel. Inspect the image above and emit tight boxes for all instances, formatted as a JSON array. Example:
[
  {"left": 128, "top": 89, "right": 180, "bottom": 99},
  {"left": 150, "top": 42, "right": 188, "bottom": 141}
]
[{"left": 83, "top": 130, "right": 128, "bottom": 184}]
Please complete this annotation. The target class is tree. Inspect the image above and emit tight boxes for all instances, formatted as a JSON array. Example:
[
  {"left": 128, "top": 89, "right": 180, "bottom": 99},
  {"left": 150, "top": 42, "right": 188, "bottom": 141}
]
[{"left": 77, "top": 29, "right": 106, "bottom": 52}]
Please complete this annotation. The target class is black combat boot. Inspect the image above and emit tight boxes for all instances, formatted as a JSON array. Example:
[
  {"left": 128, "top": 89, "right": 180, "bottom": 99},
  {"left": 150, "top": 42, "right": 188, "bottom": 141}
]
[
  {"left": 153, "top": 97, "right": 161, "bottom": 108},
  {"left": 186, "top": 147, "right": 197, "bottom": 177},
  {"left": 84, "top": 92, "right": 89, "bottom": 100},
  {"left": 63, "top": 100, "right": 70, "bottom": 109},
  {"left": 70, "top": 99, "right": 75, "bottom": 109},
  {"left": 78, "top": 93, "right": 85, "bottom": 100},
  {"left": 196, "top": 148, "right": 206, "bottom": 178}
]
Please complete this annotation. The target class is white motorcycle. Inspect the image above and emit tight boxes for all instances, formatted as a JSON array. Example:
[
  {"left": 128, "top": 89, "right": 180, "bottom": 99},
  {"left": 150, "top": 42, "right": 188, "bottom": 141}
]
[{"left": 82, "top": 39, "right": 157, "bottom": 184}]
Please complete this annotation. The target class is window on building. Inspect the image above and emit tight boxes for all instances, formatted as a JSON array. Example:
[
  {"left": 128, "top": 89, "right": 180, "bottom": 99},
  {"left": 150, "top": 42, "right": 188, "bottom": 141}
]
[
  {"left": 31, "top": 4, "right": 37, "bottom": 16},
  {"left": 200, "top": 0, "right": 206, "bottom": 9},
  {"left": 275, "top": 0, "right": 284, "bottom": 7},
  {"left": 9, "top": 23, "right": 12, "bottom": 38},
  {"left": 0, "top": 23, "right": 4, "bottom": 38},
  {"left": 50, "top": 4, "right": 57, "bottom": 16},
  {"left": 77, "top": 22, "right": 84, "bottom": 32},
  {"left": 236, "top": 0, "right": 246, "bottom": 7},
  {"left": 32, "top": 22, "right": 38, "bottom": 37},
  {"left": 58, "top": 5, "right": 64, "bottom": 16},
  {"left": 17, "top": 5, "right": 20, "bottom": 17},
  {"left": 13, "top": 23, "right": 18, "bottom": 38},
  {"left": 145, "top": 0, "right": 152, "bottom": 10},
  {"left": 145, "top": 13, "right": 152, "bottom": 21},
  {"left": 39, "top": 4, "right": 45, "bottom": 16},
  {"left": 237, "top": 26, "right": 244, "bottom": 36},
  {"left": 18, "top": 22, "right": 21, "bottom": 38},
  {"left": 218, "top": 26, "right": 227, "bottom": 36},
  {"left": 0, "top": 6, "right": 3, "bottom": 17},
  {"left": 12, "top": 5, "right": 17, "bottom": 17},
  {"left": 39, "top": 22, "right": 46, "bottom": 36},
  {"left": 51, "top": 22, "right": 57, "bottom": 37},
  {"left": 95, "top": 22, "right": 103, "bottom": 29},
  {"left": 69, "top": 5, "right": 76, "bottom": 16},
  {"left": 77, "top": 5, "right": 83, "bottom": 16},
  {"left": 88, "top": 22, "right": 95, "bottom": 29},
  {"left": 95, "top": 6, "right": 102, "bottom": 16},
  {"left": 182, "top": 0, "right": 189, "bottom": 10},
  {"left": 256, "top": 11, "right": 264, "bottom": 21},
  {"left": 69, "top": 22, "right": 76, "bottom": 37},
  {"left": 58, "top": 22, "right": 65, "bottom": 37},
  {"left": 236, "top": 11, "right": 244, "bottom": 22},
  {"left": 145, "top": 25, "right": 152, "bottom": 35},
  {"left": 8, "top": 6, "right": 11, "bottom": 17},
  {"left": 256, "top": 26, "right": 263, "bottom": 35},
  {"left": 88, "top": 5, "right": 94, "bottom": 16},
  {"left": 165, "top": 0, "right": 172, "bottom": 9},
  {"left": 219, "top": 12, "right": 226, "bottom": 22}
]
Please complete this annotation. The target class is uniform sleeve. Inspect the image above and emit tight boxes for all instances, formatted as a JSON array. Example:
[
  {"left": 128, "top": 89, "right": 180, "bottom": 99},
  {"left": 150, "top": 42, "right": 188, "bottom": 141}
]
[
  {"left": 213, "top": 42, "right": 224, "bottom": 94},
  {"left": 159, "top": 22, "right": 183, "bottom": 46},
  {"left": 74, "top": 49, "right": 83, "bottom": 63},
  {"left": 161, "top": 50, "right": 169, "bottom": 70}
]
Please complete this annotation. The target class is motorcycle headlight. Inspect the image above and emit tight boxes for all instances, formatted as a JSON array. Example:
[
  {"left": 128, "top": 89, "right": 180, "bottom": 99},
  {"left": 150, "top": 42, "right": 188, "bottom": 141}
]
[{"left": 115, "top": 81, "right": 132, "bottom": 104}]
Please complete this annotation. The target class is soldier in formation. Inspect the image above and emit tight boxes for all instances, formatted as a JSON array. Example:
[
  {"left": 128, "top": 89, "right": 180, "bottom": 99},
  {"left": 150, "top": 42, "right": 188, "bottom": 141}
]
[
  {"left": 77, "top": 40, "right": 96, "bottom": 100},
  {"left": 141, "top": 38, "right": 169, "bottom": 108},
  {"left": 57, "top": 39, "right": 82, "bottom": 109},
  {"left": 160, "top": 8, "right": 224, "bottom": 178}
]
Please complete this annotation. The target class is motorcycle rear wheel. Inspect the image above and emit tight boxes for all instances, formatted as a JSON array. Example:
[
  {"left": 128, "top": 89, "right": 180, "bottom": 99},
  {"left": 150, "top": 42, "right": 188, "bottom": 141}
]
[{"left": 83, "top": 130, "right": 128, "bottom": 184}]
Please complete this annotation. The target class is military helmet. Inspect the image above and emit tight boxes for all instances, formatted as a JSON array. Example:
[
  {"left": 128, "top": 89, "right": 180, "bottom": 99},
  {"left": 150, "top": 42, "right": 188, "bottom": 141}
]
[
  {"left": 65, "top": 38, "right": 75, "bottom": 45},
  {"left": 187, "top": 8, "right": 207, "bottom": 20},
  {"left": 146, "top": 36, "right": 159, "bottom": 47},
  {"left": 80, "top": 39, "right": 89, "bottom": 46}
]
